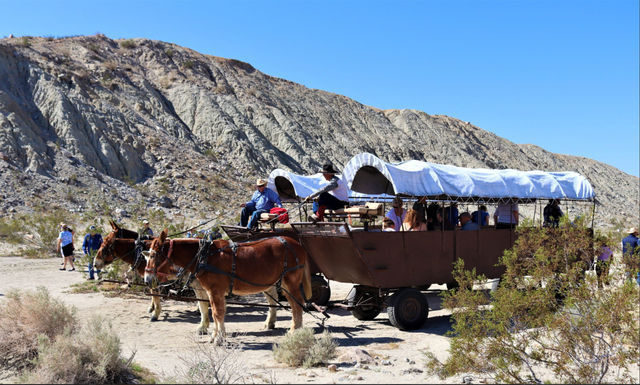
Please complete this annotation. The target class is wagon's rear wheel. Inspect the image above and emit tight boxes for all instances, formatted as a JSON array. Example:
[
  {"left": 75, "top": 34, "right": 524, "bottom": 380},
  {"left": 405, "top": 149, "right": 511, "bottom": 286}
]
[
  {"left": 308, "top": 274, "right": 331, "bottom": 307},
  {"left": 387, "top": 288, "right": 428, "bottom": 330},
  {"left": 348, "top": 285, "right": 383, "bottom": 320}
]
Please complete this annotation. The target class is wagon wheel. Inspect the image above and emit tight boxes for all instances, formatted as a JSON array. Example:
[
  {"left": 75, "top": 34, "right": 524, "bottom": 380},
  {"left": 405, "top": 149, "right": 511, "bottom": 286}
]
[
  {"left": 348, "top": 285, "right": 383, "bottom": 320},
  {"left": 309, "top": 274, "right": 331, "bottom": 306},
  {"left": 387, "top": 288, "right": 428, "bottom": 330}
]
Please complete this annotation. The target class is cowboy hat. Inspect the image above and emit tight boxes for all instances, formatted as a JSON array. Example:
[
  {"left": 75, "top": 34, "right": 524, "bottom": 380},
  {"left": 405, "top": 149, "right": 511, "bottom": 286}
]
[
  {"left": 142, "top": 219, "right": 149, "bottom": 224},
  {"left": 256, "top": 178, "right": 268, "bottom": 187},
  {"left": 320, "top": 163, "right": 339, "bottom": 174},
  {"left": 627, "top": 227, "right": 638, "bottom": 234}
]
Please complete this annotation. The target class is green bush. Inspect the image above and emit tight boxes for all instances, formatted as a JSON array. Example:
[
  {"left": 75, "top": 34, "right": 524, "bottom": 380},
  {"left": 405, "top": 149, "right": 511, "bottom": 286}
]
[
  {"left": 425, "top": 222, "right": 640, "bottom": 384},
  {"left": 272, "top": 328, "right": 337, "bottom": 368},
  {"left": 0, "top": 287, "right": 78, "bottom": 370}
]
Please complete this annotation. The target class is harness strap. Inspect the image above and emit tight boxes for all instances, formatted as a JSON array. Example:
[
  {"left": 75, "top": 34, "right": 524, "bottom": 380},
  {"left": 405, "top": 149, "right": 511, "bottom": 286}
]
[{"left": 228, "top": 240, "right": 238, "bottom": 295}]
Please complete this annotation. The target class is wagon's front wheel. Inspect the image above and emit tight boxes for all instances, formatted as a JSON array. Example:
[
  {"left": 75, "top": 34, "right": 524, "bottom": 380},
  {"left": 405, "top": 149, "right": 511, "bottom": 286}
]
[
  {"left": 387, "top": 288, "right": 428, "bottom": 330},
  {"left": 348, "top": 285, "right": 383, "bottom": 320}
]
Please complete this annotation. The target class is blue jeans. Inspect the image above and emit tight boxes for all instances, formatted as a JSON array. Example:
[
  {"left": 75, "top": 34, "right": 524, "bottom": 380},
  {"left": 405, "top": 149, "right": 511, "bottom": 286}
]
[
  {"left": 240, "top": 202, "right": 267, "bottom": 230},
  {"left": 86, "top": 251, "right": 101, "bottom": 279}
]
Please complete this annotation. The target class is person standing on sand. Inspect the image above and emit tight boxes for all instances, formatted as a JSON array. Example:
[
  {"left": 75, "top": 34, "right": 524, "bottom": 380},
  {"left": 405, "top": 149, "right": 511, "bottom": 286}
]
[{"left": 57, "top": 224, "right": 75, "bottom": 271}]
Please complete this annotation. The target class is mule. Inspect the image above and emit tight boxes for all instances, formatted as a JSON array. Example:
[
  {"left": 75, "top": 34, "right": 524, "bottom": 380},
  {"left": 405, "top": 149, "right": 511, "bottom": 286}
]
[
  {"left": 144, "top": 229, "right": 312, "bottom": 344},
  {"left": 93, "top": 220, "right": 211, "bottom": 334}
]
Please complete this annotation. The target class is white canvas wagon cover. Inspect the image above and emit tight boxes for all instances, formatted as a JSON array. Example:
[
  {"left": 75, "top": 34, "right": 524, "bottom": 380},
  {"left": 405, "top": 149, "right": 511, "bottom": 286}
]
[{"left": 341, "top": 153, "right": 595, "bottom": 201}]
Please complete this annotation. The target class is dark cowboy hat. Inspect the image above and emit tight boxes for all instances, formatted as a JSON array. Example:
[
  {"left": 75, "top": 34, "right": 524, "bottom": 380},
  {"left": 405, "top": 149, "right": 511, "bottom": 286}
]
[{"left": 320, "top": 163, "right": 339, "bottom": 174}]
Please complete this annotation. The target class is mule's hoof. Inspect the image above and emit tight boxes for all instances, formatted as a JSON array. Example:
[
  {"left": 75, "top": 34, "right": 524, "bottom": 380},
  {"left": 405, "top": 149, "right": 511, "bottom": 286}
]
[
  {"left": 196, "top": 327, "right": 208, "bottom": 336},
  {"left": 147, "top": 307, "right": 154, "bottom": 313},
  {"left": 150, "top": 315, "right": 158, "bottom": 322},
  {"left": 264, "top": 323, "right": 276, "bottom": 330}
]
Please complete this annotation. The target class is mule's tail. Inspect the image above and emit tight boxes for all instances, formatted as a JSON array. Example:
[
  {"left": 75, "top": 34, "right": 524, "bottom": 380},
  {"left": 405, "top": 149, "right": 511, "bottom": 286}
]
[{"left": 302, "top": 256, "right": 312, "bottom": 301}]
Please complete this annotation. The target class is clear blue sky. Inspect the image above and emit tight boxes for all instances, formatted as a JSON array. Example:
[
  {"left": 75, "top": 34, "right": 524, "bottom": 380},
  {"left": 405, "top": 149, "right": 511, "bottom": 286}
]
[{"left": 2, "top": 0, "right": 638, "bottom": 176}]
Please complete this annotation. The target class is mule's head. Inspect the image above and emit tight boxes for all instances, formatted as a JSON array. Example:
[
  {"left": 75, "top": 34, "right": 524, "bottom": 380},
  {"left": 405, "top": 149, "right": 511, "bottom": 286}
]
[
  {"left": 94, "top": 219, "right": 139, "bottom": 269},
  {"left": 143, "top": 228, "right": 168, "bottom": 286}
]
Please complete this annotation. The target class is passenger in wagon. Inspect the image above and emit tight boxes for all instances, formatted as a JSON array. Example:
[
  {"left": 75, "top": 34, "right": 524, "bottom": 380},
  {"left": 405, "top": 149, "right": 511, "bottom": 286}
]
[
  {"left": 493, "top": 202, "right": 519, "bottom": 229},
  {"left": 412, "top": 196, "right": 428, "bottom": 224},
  {"left": 240, "top": 178, "right": 282, "bottom": 230},
  {"left": 382, "top": 217, "right": 396, "bottom": 231},
  {"left": 471, "top": 205, "right": 489, "bottom": 226},
  {"left": 401, "top": 209, "right": 427, "bottom": 231},
  {"left": 543, "top": 199, "right": 563, "bottom": 228},
  {"left": 303, "top": 163, "right": 349, "bottom": 222},
  {"left": 385, "top": 196, "right": 406, "bottom": 231},
  {"left": 426, "top": 202, "right": 442, "bottom": 230},
  {"left": 459, "top": 212, "right": 480, "bottom": 230}
]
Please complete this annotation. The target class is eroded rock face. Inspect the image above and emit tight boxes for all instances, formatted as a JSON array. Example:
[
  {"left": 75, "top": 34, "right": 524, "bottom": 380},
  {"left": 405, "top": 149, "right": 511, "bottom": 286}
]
[{"left": 0, "top": 35, "right": 637, "bottom": 227}]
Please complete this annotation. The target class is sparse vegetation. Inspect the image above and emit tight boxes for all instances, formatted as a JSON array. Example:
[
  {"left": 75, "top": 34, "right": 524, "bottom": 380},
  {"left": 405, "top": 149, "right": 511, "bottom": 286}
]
[
  {"left": 172, "top": 341, "right": 256, "bottom": 384},
  {"left": 183, "top": 60, "right": 194, "bottom": 69},
  {"left": 19, "top": 36, "right": 32, "bottom": 47},
  {"left": 20, "top": 315, "right": 137, "bottom": 384},
  {"left": 165, "top": 48, "right": 175, "bottom": 58},
  {"left": 425, "top": 219, "right": 640, "bottom": 384},
  {"left": 120, "top": 39, "right": 136, "bottom": 49},
  {"left": 0, "top": 287, "right": 77, "bottom": 371},
  {"left": 272, "top": 328, "right": 337, "bottom": 368}
]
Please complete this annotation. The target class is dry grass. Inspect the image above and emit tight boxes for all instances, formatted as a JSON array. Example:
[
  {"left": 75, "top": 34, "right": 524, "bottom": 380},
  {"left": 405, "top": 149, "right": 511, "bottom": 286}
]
[
  {"left": 272, "top": 328, "right": 337, "bottom": 368},
  {"left": 21, "top": 315, "right": 135, "bottom": 384},
  {"left": 171, "top": 340, "right": 255, "bottom": 384},
  {"left": 0, "top": 287, "right": 78, "bottom": 370}
]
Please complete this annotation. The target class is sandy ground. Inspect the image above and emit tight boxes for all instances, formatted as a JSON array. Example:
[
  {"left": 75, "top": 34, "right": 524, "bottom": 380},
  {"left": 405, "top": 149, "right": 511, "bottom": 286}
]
[{"left": 0, "top": 254, "right": 460, "bottom": 384}]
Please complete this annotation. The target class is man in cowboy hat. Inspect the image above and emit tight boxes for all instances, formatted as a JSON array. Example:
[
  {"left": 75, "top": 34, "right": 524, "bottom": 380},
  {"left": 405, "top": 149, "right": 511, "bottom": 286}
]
[
  {"left": 303, "top": 163, "right": 349, "bottom": 222},
  {"left": 621, "top": 226, "right": 640, "bottom": 285},
  {"left": 140, "top": 219, "right": 154, "bottom": 239},
  {"left": 240, "top": 178, "right": 282, "bottom": 230}
]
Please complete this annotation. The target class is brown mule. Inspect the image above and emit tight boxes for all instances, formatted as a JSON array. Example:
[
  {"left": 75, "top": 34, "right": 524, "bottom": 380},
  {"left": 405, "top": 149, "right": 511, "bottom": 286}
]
[
  {"left": 93, "top": 220, "right": 211, "bottom": 334},
  {"left": 144, "top": 229, "right": 312, "bottom": 344}
]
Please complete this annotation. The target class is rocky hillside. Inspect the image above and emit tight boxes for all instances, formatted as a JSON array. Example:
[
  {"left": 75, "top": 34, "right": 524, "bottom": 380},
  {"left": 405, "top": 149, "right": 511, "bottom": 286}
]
[{"left": 0, "top": 34, "right": 637, "bottom": 229}]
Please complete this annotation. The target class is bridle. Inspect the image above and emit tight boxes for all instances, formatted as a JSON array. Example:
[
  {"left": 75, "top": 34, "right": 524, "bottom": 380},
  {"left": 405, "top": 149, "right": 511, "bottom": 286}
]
[{"left": 144, "top": 239, "right": 176, "bottom": 282}]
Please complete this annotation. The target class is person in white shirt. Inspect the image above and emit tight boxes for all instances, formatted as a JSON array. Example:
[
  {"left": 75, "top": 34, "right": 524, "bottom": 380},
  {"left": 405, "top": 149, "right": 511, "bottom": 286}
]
[
  {"left": 303, "top": 163, "right": 349, "bottom": 222},
  {"left": 385, "top": 197, "right": 406, "bottom": 231},
  {"left": 493, "top": 202, "right": 519, "bottom": 229}
]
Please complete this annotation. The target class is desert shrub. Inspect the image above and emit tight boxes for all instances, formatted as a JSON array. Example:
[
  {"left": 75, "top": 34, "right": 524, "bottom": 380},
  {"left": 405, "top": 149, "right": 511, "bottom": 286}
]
[
  {"left": 183, "top": 60, "right": 194, "bottom": 69},
  {"left": 272, "top": 328, "right": 337, "bottom": 368},
  {"left": 20, "top": 36, "right": 32, "bottom": 47},
  {"left": 19, "top": 209, "right": 73, "bottom": 257},
  {"left": 119, "top": 39, "right": 136, "bottom": 49},
  {"left": 425, "top": 222, "right": 640, "bottom": 384},
  {"left": 0, "top": 287, "right": 78, "bottom": 370},
  {"left": 172, "top": 341, "right": 251, "bottom": 384},
  {"left": 21, "top": 315, "right": 135, "bottom": 384},
  {"left": 0, "top": 215, "right": 26, "bottom": 244}
]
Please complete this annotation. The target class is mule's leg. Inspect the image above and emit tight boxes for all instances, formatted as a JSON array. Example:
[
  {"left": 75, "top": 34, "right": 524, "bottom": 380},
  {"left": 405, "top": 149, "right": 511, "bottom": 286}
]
[
  {"left": 282, "top": 280, "right": 305, "bottom": 332},
  {"left": 208, "top": 292, "right": 227, "bottom": 345},
  {"left": 193, "top": 286, "right": 210, "bottom": 335},
  {"left": 148, "top": 297, "right": 155, "bottom": 313},
  {"left": 150, "top": 291, "right": 162, "bottom": 322},
  {"left": 262, "top": 286, "right": 278, "bottom": 330}
]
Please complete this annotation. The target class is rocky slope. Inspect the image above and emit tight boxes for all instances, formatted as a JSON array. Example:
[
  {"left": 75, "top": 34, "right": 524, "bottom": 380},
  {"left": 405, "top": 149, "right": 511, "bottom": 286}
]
[{"left": 0, "top": 34, "right": 637, "bottom": 229}]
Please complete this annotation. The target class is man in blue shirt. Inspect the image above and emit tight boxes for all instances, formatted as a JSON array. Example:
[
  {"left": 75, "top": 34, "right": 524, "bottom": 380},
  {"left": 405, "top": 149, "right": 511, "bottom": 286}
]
[
  {"left": 240, "top": 178, "right": 282, "bottom": 230},
  {"left": 621, "top": 227, "right": 640, "bottom": 285},
  {"left": 83, "top": 225, "right": 103, "bottom": 280}
]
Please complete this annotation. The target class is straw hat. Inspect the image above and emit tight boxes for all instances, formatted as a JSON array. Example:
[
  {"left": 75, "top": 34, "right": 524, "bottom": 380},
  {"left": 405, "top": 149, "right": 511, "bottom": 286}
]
[
  {"left": 627, "top": 227, "right": 638, "bottom": 235},
  {"left": 256, "top": 178, "right": 268, "bottom": 187}
]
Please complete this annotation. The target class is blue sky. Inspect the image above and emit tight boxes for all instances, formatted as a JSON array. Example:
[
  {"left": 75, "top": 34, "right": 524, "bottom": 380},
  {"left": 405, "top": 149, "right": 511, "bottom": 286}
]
[{"left": 2, "top": 0, "right": 638, "bottom": 177}]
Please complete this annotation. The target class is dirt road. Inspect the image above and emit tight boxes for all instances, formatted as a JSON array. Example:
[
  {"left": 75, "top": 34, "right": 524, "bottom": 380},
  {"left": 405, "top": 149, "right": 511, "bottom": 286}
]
[{"left": 0, "top": 255, "right": 457, "bottom": 383}]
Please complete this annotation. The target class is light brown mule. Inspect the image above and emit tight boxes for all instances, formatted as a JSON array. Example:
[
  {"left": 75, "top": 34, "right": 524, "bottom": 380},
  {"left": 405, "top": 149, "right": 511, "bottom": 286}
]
[{"left": 144, "top": 229, "right": 312, "bottom": 344}]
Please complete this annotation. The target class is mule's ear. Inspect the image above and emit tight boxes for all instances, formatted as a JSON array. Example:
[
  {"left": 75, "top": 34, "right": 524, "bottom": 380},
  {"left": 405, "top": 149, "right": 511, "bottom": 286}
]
[
  {"left": 160, "top": 229, "right": 168, "bottom": 242},
  {"left": 110, "top": 220, "right": 118, "bottom": 230},
  {"left": 141, "top": 250, "right": 150, "bottom": 261}
]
